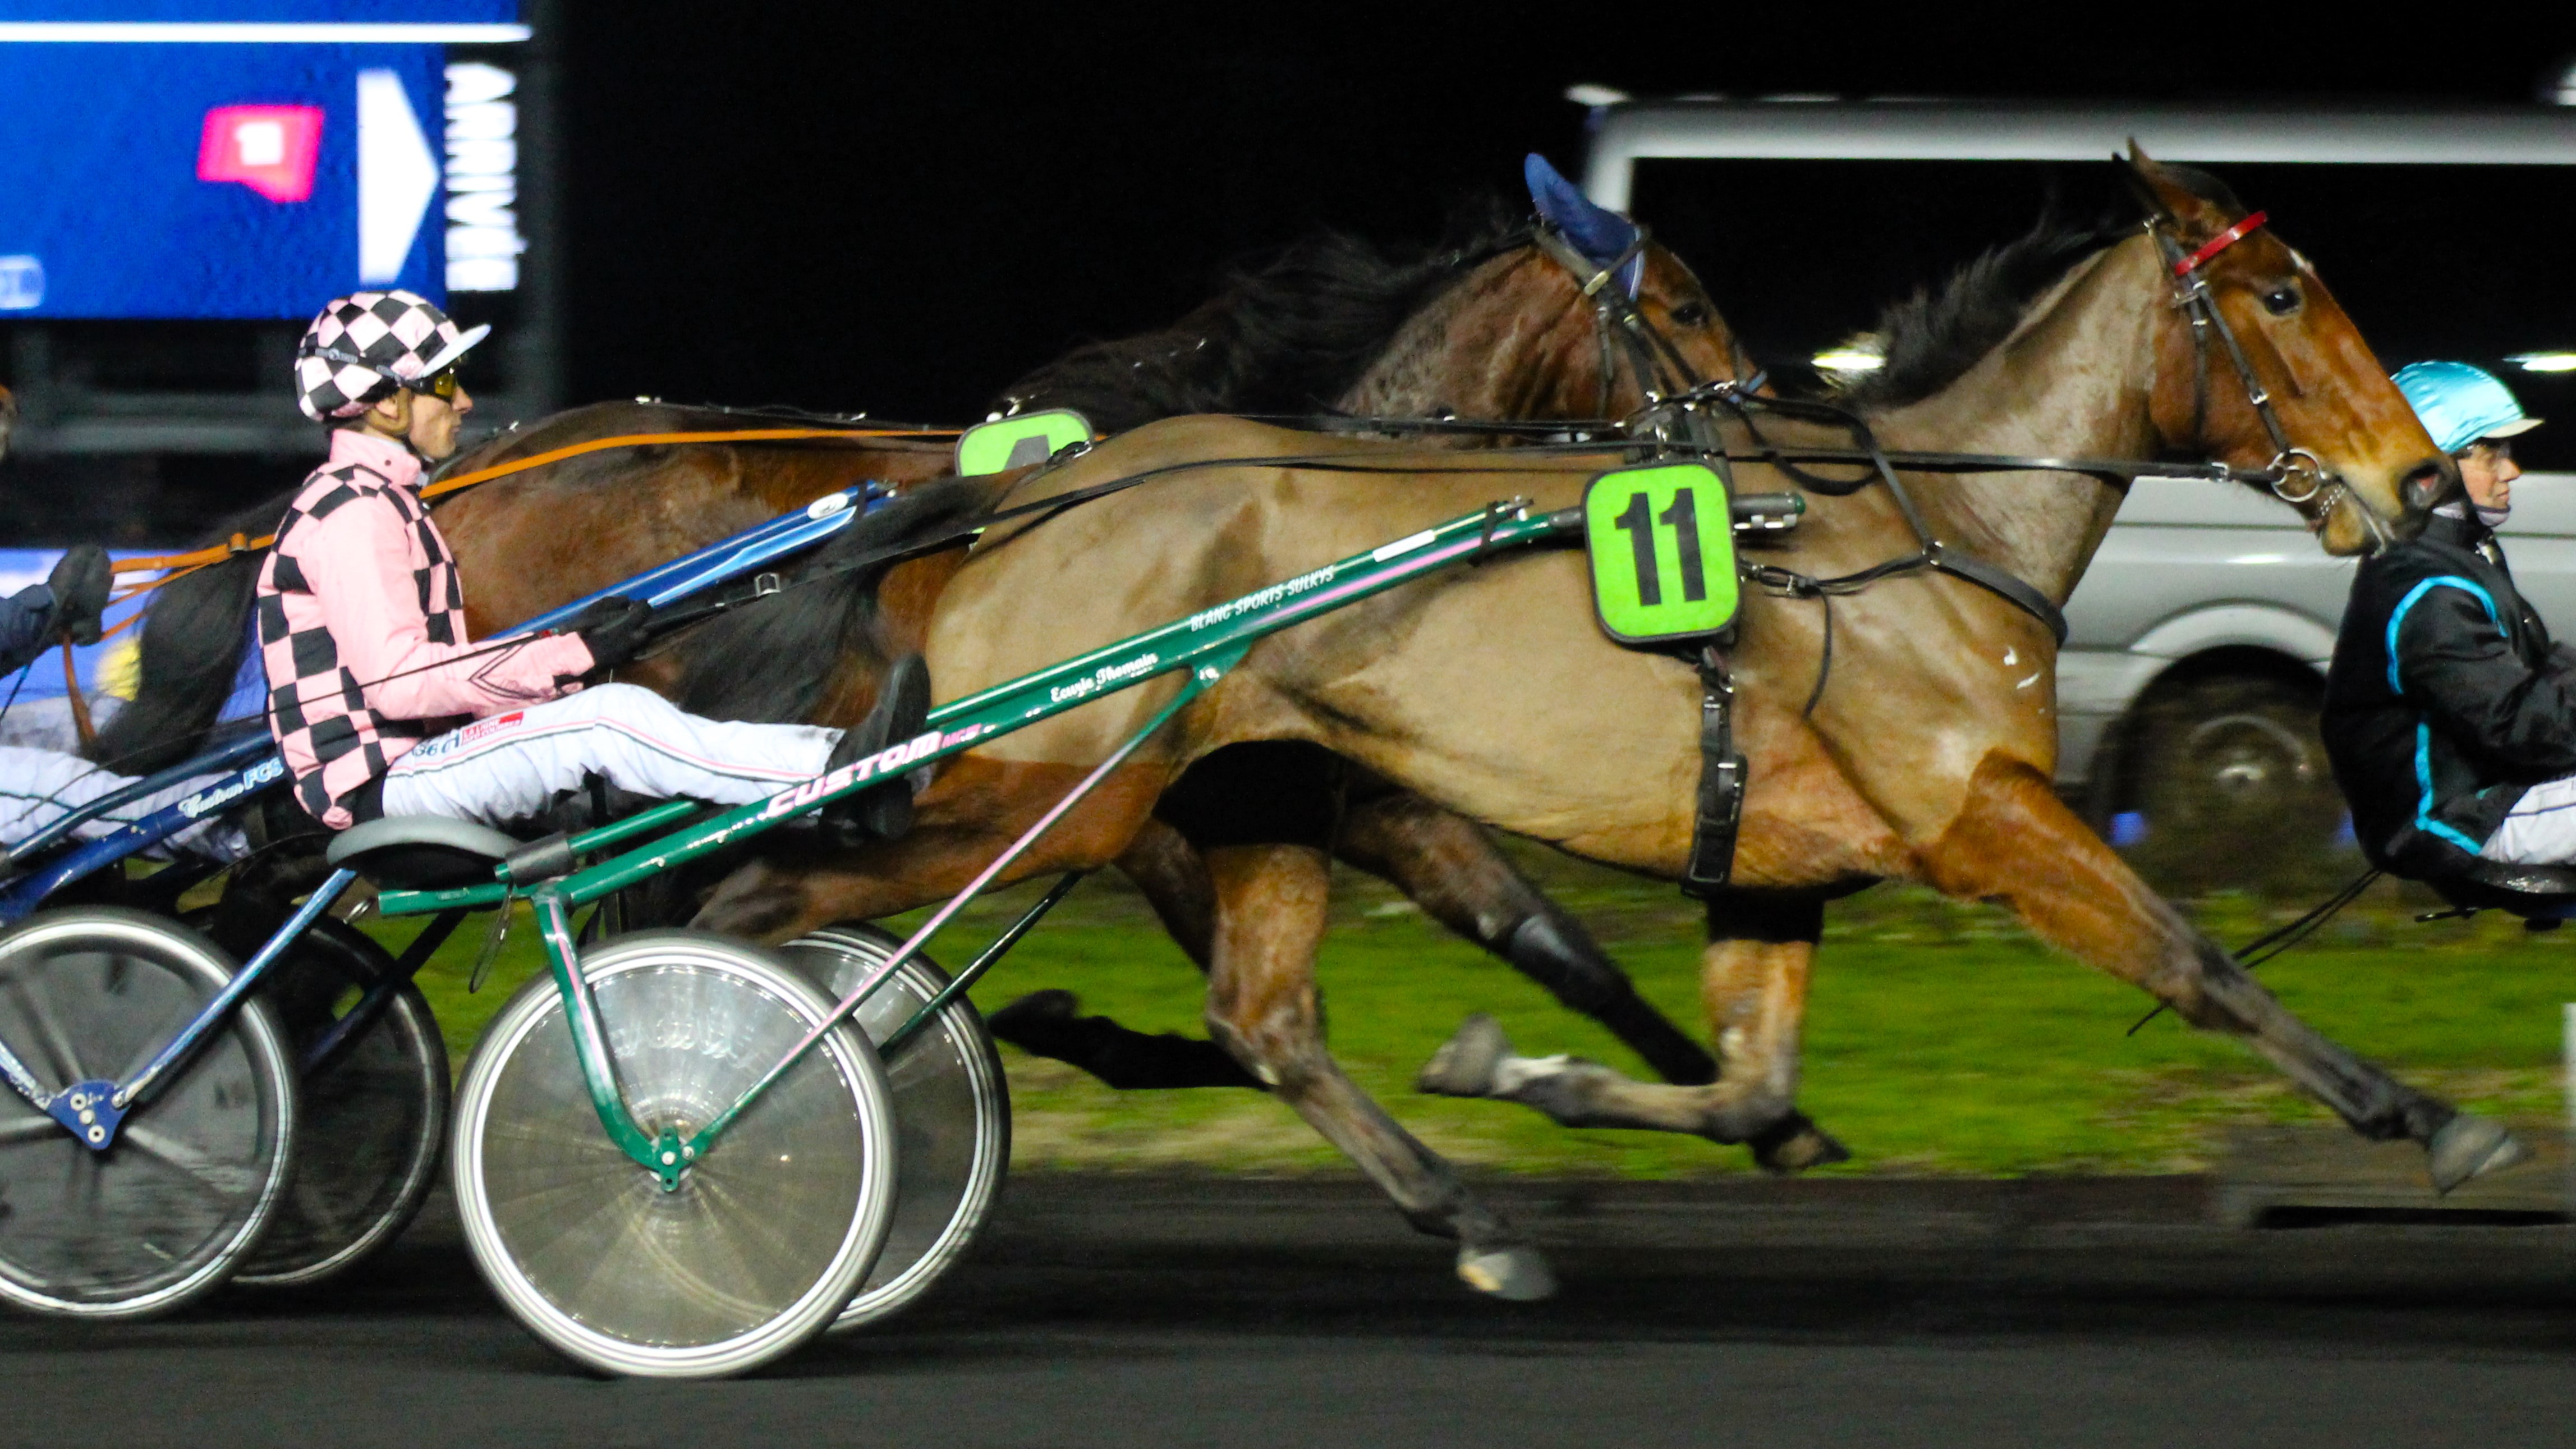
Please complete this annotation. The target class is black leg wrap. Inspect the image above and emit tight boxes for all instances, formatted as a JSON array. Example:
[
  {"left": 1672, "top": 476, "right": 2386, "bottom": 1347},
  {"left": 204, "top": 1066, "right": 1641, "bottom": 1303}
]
[
  {"left": 1155, "top": 741, "right": 1343, "bottom": 850},
  {"left": 988, "top": 991, "right": 1266, "bottom": 1090},
  {"left": 1702, "top": 889, "right": 1827, "bottom": 943},
  {"left": 1504, "top": 913, "right": 1718, "bottom": 1086}
]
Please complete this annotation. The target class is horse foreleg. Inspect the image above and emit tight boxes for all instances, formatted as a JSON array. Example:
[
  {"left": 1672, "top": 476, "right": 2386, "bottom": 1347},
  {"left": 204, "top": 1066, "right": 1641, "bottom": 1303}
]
[
  {"left": 1200, "top": 841, "right": 1553, "bottom": 1300},
  {"left": 1923, "top": 755, "right": 2526, "bottom": 1191},
  {"left": 1337, "top": 791, "right": 1719, "bottom": 1086},
  {"left": 1416, "top": 928, "right": 1827, "bottom": 1165}
]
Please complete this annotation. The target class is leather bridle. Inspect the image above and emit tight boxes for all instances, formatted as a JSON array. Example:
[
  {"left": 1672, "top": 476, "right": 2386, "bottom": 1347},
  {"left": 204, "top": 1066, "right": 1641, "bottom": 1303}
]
[
  {"left": 1530, "top": 221, "right": 1758, "bottom": 429},
  {"left": 2145, "top": 209, "right": 2395, "bottom": 552}
]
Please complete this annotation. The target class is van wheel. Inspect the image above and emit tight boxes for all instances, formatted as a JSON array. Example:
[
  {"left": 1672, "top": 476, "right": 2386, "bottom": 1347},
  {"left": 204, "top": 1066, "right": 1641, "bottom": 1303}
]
[{"left": 2119, "top": 674, "right": 2350, "bottom": 896}]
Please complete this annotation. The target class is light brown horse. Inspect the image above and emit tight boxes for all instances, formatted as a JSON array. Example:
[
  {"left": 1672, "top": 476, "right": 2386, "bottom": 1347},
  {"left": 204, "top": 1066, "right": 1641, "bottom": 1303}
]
[{"left": 685, "top": 153, "right": 2488, "bottom": 1299}]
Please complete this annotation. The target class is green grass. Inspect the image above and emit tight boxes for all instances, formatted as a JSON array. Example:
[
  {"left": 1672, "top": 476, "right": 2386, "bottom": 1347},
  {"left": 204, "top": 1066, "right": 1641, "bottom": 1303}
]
[{"left": 373, "top": 853, "right": 2576, "bottom": 1180}]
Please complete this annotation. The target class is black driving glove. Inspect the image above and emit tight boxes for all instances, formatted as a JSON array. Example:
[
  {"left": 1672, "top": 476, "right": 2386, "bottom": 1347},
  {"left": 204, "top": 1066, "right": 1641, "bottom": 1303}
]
[
  {"left": 566, "top": 595, "right": 656, "bottom": 670},
  {"left": 45, "top": 544, "right": 111, "bottom": 646}
]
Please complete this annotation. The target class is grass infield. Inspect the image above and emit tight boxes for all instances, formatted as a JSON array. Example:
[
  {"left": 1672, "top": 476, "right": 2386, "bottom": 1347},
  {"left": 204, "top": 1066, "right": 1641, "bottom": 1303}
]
[{"left": 383, "top": 849, "right": 2575, "bottom": 1179}]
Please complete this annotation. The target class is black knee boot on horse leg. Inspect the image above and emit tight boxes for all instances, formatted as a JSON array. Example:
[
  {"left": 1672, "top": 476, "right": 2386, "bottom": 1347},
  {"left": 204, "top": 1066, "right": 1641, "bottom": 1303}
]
[{"left": 1503, "top": 910, "right": 1718, "bottom": 1086}]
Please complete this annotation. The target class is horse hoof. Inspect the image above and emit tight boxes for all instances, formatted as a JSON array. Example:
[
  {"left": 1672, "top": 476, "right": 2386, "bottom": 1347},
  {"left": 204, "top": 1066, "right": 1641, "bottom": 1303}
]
[
  {"left": 1417, "top": 1014, "right": 1512, "bottom": 1097},
  {"left": 2427, "top": 1115, "right": 2532, "bottom": 1194},
  {"left": 987, "top": 988, "right": 1081, "bottom": 1049},
  {"left": 1750, "top": 1115, "right": 1852, "bottom": 1175},
  {"left": 1457, "top": 1244, "right": 1556, "bottom": 1301}
]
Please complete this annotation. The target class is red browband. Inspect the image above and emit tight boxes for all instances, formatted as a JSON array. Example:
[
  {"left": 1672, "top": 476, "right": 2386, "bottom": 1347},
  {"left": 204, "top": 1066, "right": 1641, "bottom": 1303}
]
[{"left": 2172, "top": 210, "right": 2269, "bottom": 275}]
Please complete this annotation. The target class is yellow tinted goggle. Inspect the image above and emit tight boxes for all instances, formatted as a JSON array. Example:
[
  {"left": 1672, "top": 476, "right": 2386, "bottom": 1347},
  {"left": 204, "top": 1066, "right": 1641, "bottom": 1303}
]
[{"left": 415, "top": 367, "right": 460, "bottom": 401}]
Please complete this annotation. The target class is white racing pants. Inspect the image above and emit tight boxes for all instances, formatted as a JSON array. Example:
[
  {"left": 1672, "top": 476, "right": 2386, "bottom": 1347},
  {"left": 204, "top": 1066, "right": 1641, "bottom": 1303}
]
[
  {"left": 379, "top": 684, "right": 841, "bottom": 828},
  {"left": 2478, "top": 775, "right": 2576, "bottom": 865},
  {"left": 0, "top": 745, "right": 249, "bottom": 861}
]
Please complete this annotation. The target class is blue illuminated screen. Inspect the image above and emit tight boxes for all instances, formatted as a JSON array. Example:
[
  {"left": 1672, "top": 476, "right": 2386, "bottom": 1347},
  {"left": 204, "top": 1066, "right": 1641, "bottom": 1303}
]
[{"left": 0, "top": 3, "right": 521, "bottom": 319}]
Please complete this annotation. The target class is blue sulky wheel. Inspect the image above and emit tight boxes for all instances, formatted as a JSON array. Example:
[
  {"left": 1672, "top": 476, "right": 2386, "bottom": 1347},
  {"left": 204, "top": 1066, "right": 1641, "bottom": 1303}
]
[
  {"left": 449, "top": 930, "right": 897, "bottom": 1378},
  {"left": 233, "top": 917, "right": 449, "bottom": 1289},
  {"left": 0, "top": 908, "right": 298, "bottom": 1320},
  {"left": 780, "top": 924, "right": 1009, "bottom": 1333}
]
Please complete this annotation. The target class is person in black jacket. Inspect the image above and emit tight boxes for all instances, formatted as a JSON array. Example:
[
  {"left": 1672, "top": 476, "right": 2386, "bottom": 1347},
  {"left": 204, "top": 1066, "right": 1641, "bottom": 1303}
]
[
  {"left": 2322, "top": 362, "right": 2564, "bottom": 879},
  {"left": 0, "top": 544, "right": 251, "bottom": 863}
]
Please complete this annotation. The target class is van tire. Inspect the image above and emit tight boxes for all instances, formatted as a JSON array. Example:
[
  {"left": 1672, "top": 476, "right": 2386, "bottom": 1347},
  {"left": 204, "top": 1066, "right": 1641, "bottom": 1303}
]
[{"left": 2118, "top": 673, "right": 2350, "bottom": 896}]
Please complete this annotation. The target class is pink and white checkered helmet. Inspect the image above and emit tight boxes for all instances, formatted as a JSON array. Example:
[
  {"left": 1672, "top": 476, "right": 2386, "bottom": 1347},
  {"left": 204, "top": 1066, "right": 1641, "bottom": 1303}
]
[{"left": 293, "top": 290, "right": 489, "bottom": 421}]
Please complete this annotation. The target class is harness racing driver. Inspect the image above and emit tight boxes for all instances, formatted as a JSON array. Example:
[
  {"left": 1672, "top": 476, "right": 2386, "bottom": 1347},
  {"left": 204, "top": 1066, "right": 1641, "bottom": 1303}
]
[
  {"left": 2321, "top": 361, "right": 2571, "bottom": 879},
  {"left": 258, "top": 290, "right": 925, "bottom": 845}
]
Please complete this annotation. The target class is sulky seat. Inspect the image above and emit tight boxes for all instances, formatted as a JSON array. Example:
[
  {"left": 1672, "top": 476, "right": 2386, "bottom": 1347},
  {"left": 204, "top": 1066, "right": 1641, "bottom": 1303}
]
[
  {"left": 2428, "top": 857, "right": 2576, "bottom": 919},
  {"left": 327, "top": 815, "right": 524, "bottom": 891}
]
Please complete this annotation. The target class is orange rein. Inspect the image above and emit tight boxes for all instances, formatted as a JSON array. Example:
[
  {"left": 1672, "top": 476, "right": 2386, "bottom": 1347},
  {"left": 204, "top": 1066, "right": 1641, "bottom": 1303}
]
[{"left": 97, "top": 425, "right": 961, "bottom": 627}]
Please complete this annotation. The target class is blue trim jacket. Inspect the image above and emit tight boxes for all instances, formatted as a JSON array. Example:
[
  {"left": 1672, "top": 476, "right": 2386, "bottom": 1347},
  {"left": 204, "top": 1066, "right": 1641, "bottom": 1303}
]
[{"left": 2322, "top": 512, "right": 2576, "bottom": 880}]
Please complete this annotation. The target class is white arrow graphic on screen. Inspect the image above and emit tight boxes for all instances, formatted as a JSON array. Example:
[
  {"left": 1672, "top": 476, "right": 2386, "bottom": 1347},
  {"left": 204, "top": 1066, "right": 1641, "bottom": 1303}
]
[{"left": 356, "top": 68, "right": 438, "bottom": 283}]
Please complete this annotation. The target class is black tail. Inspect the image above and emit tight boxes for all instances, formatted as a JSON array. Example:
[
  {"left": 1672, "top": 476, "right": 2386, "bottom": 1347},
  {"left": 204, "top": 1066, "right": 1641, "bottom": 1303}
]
[
  {"left": 87, "top": 489, "right": 294, "bottom": 774},
  {"left": 665, "top": 476, "right": 999, "bottom": 724}
]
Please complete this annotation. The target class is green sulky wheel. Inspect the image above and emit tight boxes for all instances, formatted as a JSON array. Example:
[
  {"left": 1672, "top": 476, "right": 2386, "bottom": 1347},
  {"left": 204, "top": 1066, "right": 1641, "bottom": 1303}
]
[
  {"left": 781, "top": 924, "right": 1009, "bottom": 1333},
  {"left": 0, "top": 908, "right": 297, "bottom": 1320},
  {"left": 449, "top": 930, "right": 897, "bottom": 1378}
]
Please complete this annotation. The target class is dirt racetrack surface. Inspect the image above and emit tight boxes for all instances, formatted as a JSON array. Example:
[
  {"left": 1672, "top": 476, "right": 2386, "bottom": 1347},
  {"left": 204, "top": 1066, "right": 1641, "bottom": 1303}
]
[{"left": 8, "top": 1173, "right": 2575, "bottom": 1448}]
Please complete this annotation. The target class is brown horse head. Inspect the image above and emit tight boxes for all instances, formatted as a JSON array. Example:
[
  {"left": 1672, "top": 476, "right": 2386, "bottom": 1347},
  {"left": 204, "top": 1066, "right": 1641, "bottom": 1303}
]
[
  {"left": 2125, "top": 145, "right": 2449, "bottom": 554},
  {"left": 1337, "top": 231, "right": 1748, "bottom": 423}
]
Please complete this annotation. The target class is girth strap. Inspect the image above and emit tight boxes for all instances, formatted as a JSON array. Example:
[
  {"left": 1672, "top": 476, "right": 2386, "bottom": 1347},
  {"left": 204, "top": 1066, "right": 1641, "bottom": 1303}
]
[{"left": 1680, "top": 644, "right": 1748, "bottom": 897}]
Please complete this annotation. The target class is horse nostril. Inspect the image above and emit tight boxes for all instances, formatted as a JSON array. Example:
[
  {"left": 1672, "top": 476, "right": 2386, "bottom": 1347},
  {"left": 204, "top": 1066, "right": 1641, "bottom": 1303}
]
[{"left": 2403, "top": 460, "right": 2456, "bottom": 513}]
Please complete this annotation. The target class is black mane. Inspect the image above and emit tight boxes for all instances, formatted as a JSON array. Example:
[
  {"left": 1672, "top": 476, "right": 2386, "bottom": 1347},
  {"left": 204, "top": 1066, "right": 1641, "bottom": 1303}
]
[
  {"left": 86, "top": 491, "right": 288, "bottom": 773},
  {"left": 991, "top": 201, "right": 1526, "bottom": 432},
  {"left": 1835, "top": 214, "right": 2130, "bottom": 413}
]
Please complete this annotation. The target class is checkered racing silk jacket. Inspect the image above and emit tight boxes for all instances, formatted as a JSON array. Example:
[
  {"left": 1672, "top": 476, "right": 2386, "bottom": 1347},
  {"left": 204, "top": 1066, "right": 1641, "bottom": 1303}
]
[{"left": 258, "top": 429, "right": 595, "bottom": 828}]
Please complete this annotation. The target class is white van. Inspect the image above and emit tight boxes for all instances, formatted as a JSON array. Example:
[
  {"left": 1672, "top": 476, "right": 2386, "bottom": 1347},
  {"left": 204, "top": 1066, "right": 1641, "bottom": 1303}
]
[{"left": 1579, "top": 100, "right": 2576, "bottom": 884}]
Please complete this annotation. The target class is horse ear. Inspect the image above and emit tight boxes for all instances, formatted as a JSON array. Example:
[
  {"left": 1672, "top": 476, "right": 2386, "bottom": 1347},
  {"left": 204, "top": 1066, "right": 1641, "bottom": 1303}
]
[
  {"left": 2116, "top": 140, "right": 2175, "bottom": 222},
  {"left": 1523, "top": 152, "right": 1638, "bottom": 268},
  {"left": 2121, "top": 139, "right": 2230, "bottom": 230}
]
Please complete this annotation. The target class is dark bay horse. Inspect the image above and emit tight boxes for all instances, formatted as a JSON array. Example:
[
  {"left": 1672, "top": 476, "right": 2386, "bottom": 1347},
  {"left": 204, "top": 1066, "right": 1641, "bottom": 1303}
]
[
  {"left": 682, "top": 153, "right": 2484, "bottom": 1299},
  {"left": 90, "top": 199, "right": 1751, "bottom": 1100}
]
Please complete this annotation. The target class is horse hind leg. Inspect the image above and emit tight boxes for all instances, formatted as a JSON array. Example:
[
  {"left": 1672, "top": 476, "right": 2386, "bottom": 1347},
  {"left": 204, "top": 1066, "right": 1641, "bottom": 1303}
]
[
  {"left": 1201, "top": 841, "right": 1554, "bottom": 1301},
  {"left": 1419, "top": 919, "right": 1835, "bottom": 1170},
  {"left": 1924, "top": 755, "right": 2524, "bottom": 1191},
  {"left": 1337, "top": 788, "right": 1720, "bottom": 1085},
  {"left": 981, "top": 818, "right": 1266, "bottom": 1089}
]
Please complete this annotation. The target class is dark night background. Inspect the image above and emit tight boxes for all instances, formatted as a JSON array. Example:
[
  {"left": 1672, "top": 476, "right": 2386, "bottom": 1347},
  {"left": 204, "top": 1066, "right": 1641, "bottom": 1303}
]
[
  {"left": 547, "top": 7, "right": 2576, "bottom": 418},
  {"left": 5, "top": 7, "right": 2574, "bottom": 544}
]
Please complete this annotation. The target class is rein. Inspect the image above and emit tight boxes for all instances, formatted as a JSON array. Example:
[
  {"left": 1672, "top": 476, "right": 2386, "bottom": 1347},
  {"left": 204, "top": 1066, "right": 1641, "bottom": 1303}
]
[{"left": 97, "top": 425, "right": 962, "bottom": 618}]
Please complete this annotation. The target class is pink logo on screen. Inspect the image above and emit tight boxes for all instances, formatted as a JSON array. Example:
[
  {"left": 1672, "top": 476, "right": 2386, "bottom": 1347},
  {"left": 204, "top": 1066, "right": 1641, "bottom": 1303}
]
[{"left": 197, "top": 106, "right": 324, "bottom": 203}]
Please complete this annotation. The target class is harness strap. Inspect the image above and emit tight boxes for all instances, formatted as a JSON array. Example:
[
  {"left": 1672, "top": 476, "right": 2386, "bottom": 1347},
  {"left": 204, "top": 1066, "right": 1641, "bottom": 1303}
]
[{"left": 1925, "top": 545, "right": 2070, "bottom": 644}]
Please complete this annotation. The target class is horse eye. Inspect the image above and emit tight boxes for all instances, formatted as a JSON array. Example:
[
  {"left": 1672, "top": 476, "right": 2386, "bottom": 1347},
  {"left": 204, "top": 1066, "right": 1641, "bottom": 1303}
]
[
  {"left": 1670, "top": 301, "right": 1710, "bottom": 327},
  {"left": 2261, "top": 285, "right": 2301, "bottom": 316}
]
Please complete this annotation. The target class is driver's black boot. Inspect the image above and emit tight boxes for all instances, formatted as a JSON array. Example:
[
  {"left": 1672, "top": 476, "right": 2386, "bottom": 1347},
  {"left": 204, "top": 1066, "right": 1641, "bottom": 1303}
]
[{"left": 819, "top": 653, "right": 931, "bottom": 847}]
